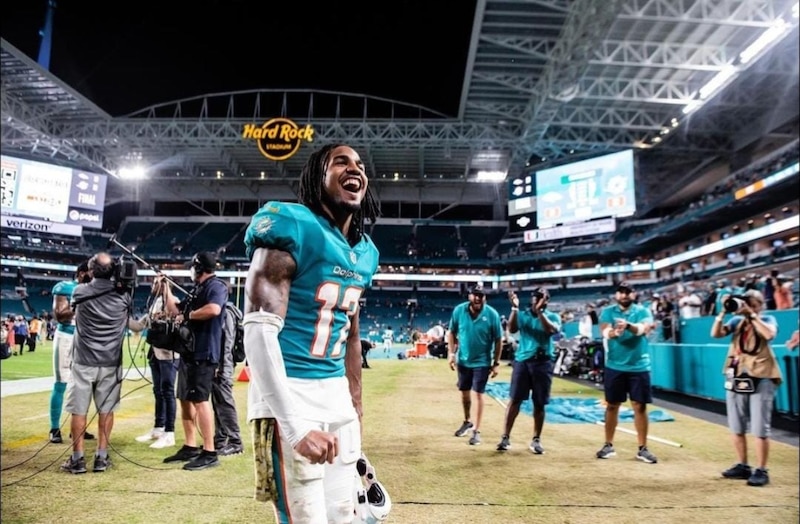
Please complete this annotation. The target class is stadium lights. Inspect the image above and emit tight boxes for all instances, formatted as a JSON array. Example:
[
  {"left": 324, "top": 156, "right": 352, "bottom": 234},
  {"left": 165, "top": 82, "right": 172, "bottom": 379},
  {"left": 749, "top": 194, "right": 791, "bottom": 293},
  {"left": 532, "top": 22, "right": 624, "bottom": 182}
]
[
  {"left": 118, "top": 166, "right": 146, "bottom": 179},
  {"left": 683, "top": 15, "right": 793, "bottom": 116},
  {"left": 699, "top": 65, "right": 737, "bottom": 99},
  {"left": 739, "top": 18, "right": 790, "bottom": 64},
  {"left": 475, "top": 170, "right": 508, "bottom": 182}
]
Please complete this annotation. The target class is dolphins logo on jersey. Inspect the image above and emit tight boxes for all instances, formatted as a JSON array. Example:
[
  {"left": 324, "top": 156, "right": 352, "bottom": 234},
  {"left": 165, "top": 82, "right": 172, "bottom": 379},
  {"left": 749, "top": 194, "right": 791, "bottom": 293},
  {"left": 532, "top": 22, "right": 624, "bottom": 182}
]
[
  {"left": 254, "top": 217, "right": 273, "bottom": 235},
  {"left": 350, "top": 252, "right": 358, "bottom": 264}
]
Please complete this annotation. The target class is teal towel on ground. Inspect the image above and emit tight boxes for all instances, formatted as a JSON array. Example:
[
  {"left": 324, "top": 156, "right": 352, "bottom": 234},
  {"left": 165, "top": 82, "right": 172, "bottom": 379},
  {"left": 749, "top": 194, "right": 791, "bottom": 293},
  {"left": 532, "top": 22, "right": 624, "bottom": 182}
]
[{"left": 484, "top": 381, "right": 675, "bottom": 424}]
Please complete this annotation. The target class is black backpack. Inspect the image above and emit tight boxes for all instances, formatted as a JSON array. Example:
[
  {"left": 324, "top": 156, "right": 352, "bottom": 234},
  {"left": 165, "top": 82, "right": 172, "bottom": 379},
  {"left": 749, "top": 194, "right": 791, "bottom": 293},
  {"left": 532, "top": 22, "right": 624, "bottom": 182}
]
[{"left": 224, "top": 302, "right": 246, "bottom": 364}]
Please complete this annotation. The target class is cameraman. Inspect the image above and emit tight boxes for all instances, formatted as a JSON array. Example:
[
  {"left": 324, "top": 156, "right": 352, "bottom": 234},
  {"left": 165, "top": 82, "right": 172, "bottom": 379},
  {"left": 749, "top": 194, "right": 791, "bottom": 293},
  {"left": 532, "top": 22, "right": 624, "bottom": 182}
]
[
  {"left": 61, "top": 252, "right": 141, "bottom": 474},
  {"left": 711, "top": 289, "right": 782, "bottom": 487},
  {"left": 497, "top": 287, "right": 561, "bottom": 454},
  {"left": 162, "top": 252, "right": 228, "bottom": 471}
]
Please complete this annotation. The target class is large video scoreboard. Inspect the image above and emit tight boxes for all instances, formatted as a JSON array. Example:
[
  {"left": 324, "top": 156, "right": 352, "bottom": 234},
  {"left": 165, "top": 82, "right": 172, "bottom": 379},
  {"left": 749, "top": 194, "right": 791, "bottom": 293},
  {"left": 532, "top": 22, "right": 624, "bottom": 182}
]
[
  {"left": 1, "top": 155, "right": 108, "bottom": 236},
  {"left": 507, "top": 149, "right": 636, "bottom": 239}
]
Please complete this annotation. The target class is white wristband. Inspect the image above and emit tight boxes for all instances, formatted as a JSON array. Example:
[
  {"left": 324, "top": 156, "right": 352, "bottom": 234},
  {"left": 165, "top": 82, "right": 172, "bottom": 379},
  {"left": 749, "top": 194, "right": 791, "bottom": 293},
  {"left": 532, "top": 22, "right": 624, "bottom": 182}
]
[{"left": 510, "top": 307, "right": 519, "bottom": 311}]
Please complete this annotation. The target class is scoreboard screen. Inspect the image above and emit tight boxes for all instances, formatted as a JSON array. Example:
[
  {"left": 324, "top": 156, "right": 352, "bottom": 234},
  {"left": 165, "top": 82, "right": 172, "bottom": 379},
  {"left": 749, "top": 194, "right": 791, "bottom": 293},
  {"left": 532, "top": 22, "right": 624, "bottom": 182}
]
[
  {"left": 1, "top": 155, "right": 108, "bottom": 236},
  {"left": 534, "top": 150, "right": 635, "bottom": 229}
]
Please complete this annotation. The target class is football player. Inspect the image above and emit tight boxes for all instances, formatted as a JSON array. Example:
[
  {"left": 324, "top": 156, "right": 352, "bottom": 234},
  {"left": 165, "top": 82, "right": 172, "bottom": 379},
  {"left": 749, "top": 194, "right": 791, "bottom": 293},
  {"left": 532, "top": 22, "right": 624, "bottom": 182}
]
[{"left": 244, "top": 144, "right": 380, "bottom": 522}]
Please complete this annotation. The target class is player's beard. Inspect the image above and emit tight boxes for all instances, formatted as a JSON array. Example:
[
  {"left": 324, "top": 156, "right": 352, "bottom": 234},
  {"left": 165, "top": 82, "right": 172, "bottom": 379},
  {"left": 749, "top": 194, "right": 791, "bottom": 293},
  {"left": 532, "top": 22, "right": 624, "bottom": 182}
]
[
  {"left": 322, "top": 188, "right": 361, "bottom": 217},
  {"left": 618, "top": 297, "right": 633, "bottom": 308},
  {"left": 469, "top": 301, "right": 484, "bottom": 314}
]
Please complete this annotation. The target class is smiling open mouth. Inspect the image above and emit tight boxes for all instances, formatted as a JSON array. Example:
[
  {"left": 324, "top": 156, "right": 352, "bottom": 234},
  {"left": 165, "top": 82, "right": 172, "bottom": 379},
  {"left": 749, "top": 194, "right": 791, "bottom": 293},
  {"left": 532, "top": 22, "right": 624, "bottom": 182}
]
[{"left": 342, "top": 177, "right": 362, "bottom": 192}]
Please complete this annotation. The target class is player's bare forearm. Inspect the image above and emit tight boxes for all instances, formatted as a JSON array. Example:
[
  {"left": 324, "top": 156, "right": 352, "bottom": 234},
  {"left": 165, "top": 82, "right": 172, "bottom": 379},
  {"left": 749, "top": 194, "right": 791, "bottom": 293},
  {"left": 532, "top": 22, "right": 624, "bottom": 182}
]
[
  {"left": 53, "top": 295, "right": 73, "bottom": 324},
  {"left": 346, "top": 310, "right": 363, "bottom": 419},
  {"left": 244, "top": 247, "right": 296, "bottom": 318}
]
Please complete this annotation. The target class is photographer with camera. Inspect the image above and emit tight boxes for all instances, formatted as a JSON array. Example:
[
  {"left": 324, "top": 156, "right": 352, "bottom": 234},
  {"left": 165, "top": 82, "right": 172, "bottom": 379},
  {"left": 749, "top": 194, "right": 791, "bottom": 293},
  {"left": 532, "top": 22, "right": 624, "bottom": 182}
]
[
  {"left": 711, "top": 289, "right": 782, "bottom": 487},
  {"left": 61, "top": 252, "right": 142, "bottom": 474},
  {"left": 496, "top": 287, "right": 561, "bottom": 454},
  {"left": 134, "top": 275, "right": 181, "bottom": 450},
  {"left": 161, "top": 251, "right": 228, "bottom": 471}
]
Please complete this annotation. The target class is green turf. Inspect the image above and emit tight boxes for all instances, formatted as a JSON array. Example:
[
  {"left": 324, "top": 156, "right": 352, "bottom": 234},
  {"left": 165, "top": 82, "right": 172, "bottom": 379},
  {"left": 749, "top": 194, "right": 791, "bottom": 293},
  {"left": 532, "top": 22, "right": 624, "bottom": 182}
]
[{"left": 1, "top": 336, "right": 151, "bottom": 381}]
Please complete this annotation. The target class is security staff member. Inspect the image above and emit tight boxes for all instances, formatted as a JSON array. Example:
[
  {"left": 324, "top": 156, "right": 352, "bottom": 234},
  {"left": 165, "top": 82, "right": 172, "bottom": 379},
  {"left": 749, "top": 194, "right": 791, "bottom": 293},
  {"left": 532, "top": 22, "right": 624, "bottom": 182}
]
[{"left": 496, "top": 287, "right": 561, "bottom": 454}]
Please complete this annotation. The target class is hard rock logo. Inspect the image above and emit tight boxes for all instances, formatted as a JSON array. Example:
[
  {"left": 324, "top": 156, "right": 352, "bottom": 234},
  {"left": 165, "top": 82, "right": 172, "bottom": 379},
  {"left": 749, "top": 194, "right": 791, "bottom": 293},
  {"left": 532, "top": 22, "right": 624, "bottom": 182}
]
[{"left": 242, "top": 118, "right": 315, "bottom": 161}]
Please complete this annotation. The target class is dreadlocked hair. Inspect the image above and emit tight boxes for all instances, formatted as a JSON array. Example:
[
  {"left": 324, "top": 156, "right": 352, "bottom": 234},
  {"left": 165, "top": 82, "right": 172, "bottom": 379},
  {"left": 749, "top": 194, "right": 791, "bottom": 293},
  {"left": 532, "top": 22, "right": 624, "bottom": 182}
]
[{"left": 297, "top": 143, "right": 380, "bottom": 246}]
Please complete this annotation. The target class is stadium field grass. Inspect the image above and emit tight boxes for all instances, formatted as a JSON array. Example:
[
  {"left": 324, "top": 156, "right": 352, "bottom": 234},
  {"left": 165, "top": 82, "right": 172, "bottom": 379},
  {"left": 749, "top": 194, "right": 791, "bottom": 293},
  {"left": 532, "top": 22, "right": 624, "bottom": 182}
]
[{"left": 1, "top": 342, "right": 798, "bottom": 523}]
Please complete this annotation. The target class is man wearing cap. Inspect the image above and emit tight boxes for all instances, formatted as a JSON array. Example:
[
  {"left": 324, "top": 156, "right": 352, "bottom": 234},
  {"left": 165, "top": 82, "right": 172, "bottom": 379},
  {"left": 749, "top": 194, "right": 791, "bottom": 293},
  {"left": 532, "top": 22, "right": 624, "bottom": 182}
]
[
  {"left": 596, "top": 281, "right": 658, "bottom": 464},
  {"left": 447, "top": 284, "right": 503, "bottom": 446},
  {"left": 496, "top": 287, "right": 561, "bottom": 454},
  {"left": 162, "top": 251, "right": 228, "bottom": 471}
]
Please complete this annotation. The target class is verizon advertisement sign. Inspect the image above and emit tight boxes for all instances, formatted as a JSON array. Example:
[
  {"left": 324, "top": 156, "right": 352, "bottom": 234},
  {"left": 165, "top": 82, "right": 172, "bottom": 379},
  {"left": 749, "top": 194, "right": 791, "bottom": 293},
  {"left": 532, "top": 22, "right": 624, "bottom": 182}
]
[
  {"left": 524, "top": 217, "right": 616, "bottom": 243},
  {"left": 2, "top": 214, "right": 83, "bottom": 237}
]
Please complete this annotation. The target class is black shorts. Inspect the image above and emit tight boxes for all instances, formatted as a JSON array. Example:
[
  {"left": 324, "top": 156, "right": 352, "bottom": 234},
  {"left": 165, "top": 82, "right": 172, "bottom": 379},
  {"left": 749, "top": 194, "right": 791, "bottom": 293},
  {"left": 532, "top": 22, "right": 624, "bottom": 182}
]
[
  {"left": 509, "top": 358, "right": 553, "bottom": 407},
  {"left": 457, "top": 365, "right": 491, "bottom": 393},
  {"left": 176, "top": 359, "right": 215, "bottom": 402},
  {"left": 603, "top": 367, "right": 652, "bottom": 404}
]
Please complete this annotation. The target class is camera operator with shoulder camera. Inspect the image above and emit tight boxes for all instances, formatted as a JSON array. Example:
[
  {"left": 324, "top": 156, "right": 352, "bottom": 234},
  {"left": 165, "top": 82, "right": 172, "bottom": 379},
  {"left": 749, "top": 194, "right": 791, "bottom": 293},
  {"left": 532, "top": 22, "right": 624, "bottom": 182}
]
[
  {"left": 61, "top": 252, "right": 143, "bottom": 474},
  {"left": 161, "top": 252, "right": 228, "bottom": 471},
  {"left": 497, "top": 287, "right": 561, "bottom": 454},
  {"left": 711, "top": 289, "right": 782, "bottom": 487}
]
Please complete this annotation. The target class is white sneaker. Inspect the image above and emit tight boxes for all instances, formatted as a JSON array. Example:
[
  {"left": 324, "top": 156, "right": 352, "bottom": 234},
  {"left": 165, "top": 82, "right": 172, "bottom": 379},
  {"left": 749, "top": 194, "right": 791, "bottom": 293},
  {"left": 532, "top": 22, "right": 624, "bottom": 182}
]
[
  {"left": 135, "top": 427, "right": 164, "bottom": 443},
  {"left": 150, "top": 431, "right": 175, "bottom": 449}
]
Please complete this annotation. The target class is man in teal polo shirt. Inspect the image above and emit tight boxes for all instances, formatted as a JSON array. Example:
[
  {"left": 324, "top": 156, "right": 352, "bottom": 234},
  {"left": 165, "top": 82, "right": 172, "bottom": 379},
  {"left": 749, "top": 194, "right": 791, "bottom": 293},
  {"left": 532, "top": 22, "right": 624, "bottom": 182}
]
[
  {"left": 496, "top": 287, "right": 561, "bottom": 454},
  {"left": 447, "top": 284, "right": 503, "bottom": 446},
  {"left": 597, "top": 281, "right": 657, "bottom": 464}
]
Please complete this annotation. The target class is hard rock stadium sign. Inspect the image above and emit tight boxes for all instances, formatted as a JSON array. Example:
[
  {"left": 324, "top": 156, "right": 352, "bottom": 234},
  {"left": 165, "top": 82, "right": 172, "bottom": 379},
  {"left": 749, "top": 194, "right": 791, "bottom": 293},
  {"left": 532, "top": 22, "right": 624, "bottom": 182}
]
[{"left": 242, "top": 117, "right": 315, "bottom": 161}]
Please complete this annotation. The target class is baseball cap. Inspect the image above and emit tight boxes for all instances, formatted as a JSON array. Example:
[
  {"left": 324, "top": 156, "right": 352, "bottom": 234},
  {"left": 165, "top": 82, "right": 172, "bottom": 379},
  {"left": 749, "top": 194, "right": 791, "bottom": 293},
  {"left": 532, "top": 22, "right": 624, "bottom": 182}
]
[
  {"left": 192, "top": 251, "right": 217, "bottom": 272},
  {"left": 616, "top": 281, "right": 635, "bottom": 293},
  {"left": 468, "top": 284, "right": 485, "bottom": 296},
  {"left": 76, "top": 260, "right": 90, "bottom": 273},
  {"left": 532, "top": 287, "right": 550, "bottom": 300}
]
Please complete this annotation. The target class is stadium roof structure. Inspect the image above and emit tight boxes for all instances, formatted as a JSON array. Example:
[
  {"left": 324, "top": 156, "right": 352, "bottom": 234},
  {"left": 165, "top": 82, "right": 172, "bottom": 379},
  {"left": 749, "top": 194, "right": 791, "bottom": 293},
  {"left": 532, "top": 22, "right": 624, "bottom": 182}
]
[{"left": 1, "top": 0, "right": 798, "bottom": 214}]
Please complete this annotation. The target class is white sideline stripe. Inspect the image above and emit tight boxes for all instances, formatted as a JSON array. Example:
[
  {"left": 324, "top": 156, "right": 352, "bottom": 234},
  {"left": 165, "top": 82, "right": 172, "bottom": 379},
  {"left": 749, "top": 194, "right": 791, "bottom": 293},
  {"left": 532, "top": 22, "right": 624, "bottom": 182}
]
[
  {"left": 21, "top": 414, "right": 48, "bottom": 421},
  {"left": 594, "top": 421, "right": 683, "bottom": 448},
  {"left": 490, "top": 391, "right": 683, "bottom": 449},
  {"left": 1, "top": 371, "right": 152, "bottom": 398}
]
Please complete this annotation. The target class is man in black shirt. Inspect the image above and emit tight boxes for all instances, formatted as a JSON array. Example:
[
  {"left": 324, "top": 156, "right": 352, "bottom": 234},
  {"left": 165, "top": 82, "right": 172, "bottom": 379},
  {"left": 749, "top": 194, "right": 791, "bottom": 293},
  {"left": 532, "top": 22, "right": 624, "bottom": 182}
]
[
  {"left": 162, "top": 252, "right": 228, "bottom": 471},
  {"left": 360, "top": 338, "right": 374, "bottom": 368}
]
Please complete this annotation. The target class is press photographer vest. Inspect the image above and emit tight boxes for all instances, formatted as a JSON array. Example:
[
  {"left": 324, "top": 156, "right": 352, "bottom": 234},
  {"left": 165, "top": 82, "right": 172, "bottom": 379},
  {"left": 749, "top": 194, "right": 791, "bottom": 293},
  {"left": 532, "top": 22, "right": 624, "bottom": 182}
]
[{"left": 721, "top": 316, "right": 782, "bottom": 385}]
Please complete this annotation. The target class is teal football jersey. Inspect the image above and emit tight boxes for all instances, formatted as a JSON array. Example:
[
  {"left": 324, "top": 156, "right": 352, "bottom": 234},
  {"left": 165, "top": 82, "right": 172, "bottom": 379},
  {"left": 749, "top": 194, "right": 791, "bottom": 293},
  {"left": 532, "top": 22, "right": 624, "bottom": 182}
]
[
  {"left": 51, "top": 280, "right": 78, "bottom": 334},
  {"left": 245, "top": 202, "right": 380, "bottom": 379}
]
